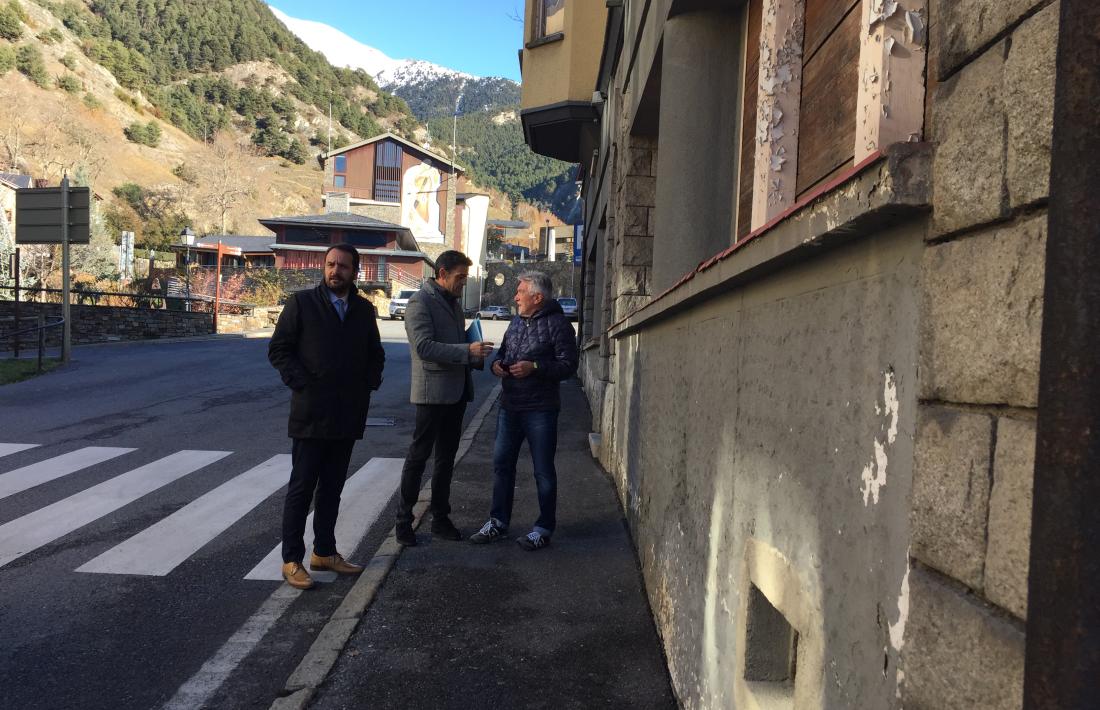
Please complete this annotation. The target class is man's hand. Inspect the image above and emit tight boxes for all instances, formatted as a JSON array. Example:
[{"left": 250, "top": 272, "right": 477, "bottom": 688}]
[
  {"left": 491, "top": 361, "right": 509, "bottom": 378},
  {"left": 508, "top": 361, "right": 536, "bottom": 379},
  {"left": 469, "top": 341, "right": 494, "bottom": 359}
]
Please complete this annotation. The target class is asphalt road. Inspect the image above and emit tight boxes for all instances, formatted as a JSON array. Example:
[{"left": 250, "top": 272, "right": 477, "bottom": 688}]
[{"left": 0, "top": 319, "right": 508, "bottom": 710}]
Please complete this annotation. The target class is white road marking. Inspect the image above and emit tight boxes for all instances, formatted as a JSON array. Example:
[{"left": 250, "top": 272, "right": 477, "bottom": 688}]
[
  {"left": 244, "top": 457, "right": 404, "bottom": 582},
  {"left": 77, "top": 455, "right": 291, "bottom": 576},
  {"left": 0, "top": 447, "right": 136, "bottom": 501},
  {"left": 0, "top": 443, "right": 39, "bottom": 458},
  {"left": 0, "top": 450, "right": 231, "bottom": 569},
  {"left": 160, "top": 585, "right": 301, "bottom": 710}
]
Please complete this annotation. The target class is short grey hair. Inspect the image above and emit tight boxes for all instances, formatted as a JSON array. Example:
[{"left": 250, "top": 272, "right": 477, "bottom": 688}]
[{"left": 518, "top": 271, "right": 552, "bottom": 299}]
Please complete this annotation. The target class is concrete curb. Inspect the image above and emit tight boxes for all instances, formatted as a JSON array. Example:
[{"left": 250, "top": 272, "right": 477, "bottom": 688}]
[{"left": 268, "top": 383, "right": 503, "bottom": 710}]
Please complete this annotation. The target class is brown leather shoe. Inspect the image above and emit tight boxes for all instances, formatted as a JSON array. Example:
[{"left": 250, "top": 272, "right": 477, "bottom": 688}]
[
  {"left": 282, "top": 561, "right": 314, "bottom": 590},
  {"left": 309, "top": 552, "right": 363, "bottom": 575}
]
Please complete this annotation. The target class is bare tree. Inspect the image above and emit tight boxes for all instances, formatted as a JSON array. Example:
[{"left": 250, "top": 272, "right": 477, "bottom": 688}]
[
  {"left": 199, "top": 134, "right": 257, "bottom": 234},
  {"left": 0, "top": 87, "right": 29, "bottom": 171}
]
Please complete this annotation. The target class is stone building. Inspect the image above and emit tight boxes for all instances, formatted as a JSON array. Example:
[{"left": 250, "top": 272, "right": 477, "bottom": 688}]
[{"left": 520, "top": 1, "right": 1070, "bottom": 708}]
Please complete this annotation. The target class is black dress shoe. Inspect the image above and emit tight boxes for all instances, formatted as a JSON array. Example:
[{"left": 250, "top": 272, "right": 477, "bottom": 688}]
[
  {"left": 431, "top": 516, "right": 463, "bottom": 541},
  {"left": 395, "top": 523, "right": 417, "bottom": 546}
]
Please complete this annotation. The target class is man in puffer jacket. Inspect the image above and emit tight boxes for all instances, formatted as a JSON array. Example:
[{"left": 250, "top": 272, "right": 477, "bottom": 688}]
[{"left": 469, "top": 271, "right": 579, "bottom": 551}]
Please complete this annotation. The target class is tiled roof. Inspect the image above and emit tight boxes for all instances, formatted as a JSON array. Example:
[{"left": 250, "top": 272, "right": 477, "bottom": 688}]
[
  {"left": 0, "top": 173, "right": 33, "bottom": 189},
  {"left": 192, "top": 235, "right": 275, "bottom": 252},
  {"left": 258, "top": 212, "right": 407, "bottom": 231},
  {"left": 320, "top": 132, "right": 464, "bottom": 172}
]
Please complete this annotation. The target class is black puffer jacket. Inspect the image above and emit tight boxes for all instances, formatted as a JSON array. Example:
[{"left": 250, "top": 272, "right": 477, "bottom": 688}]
[{"left": 493, "top": 299, "right": 579, "bottom": 412}]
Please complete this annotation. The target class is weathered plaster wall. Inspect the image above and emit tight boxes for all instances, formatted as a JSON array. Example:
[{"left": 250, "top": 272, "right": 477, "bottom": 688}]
[{"left": 608, "top": 224, "right": 922, "bottom": 707}]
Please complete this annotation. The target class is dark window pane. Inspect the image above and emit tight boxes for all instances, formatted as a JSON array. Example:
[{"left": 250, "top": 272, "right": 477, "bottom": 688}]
[
  {"left": 283, "top": 227, "right": 330, "bottom": 244},
  {"left": 334, "top": 155, "right": 346, "bottom": 173},
  {"left": 344, "top": 232, "right": 388, "bottom": 248}
]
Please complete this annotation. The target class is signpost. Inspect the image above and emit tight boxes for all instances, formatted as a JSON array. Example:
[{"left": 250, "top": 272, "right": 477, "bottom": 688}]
[{"left": 15, "top": 177, "right": 90, "bottom": 362}]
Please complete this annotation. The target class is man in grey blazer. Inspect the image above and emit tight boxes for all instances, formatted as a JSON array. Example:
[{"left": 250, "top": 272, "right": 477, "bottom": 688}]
[{"left": 395, "top": 250, "right": 494, "bottom": 546}]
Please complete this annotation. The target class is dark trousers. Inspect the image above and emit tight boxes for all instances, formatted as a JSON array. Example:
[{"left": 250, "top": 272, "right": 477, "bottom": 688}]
[
  {"left": 396, "top": 401, "right": 467, "bottom": 525},
  {"left": 490, "top": 408, "right": 559, "bottom": 535},
  {"left": 282, "top": 437, "right": 355, "bottom": 563}
]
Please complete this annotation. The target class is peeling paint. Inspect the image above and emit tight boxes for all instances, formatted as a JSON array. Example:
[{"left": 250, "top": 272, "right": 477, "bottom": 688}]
[
  {"left": 888, "top": 555, "right": 910, "bottom": 651},
  {"left": 752, "top": 0, "right": 805, "bottom": 227},
  {"left": 904, "top": 10, "right": 925, "bottom": 46},
  {"left": 868, "top": 0, "right": 900, "bottom": 27},
  {"left": 860, "top": 369, "right": 899, "bottom": 505}
]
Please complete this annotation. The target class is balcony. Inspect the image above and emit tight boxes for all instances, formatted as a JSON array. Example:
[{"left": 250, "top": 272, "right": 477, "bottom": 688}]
[{"left": 519, "top": 0, "right": 607, "bottom": 162}]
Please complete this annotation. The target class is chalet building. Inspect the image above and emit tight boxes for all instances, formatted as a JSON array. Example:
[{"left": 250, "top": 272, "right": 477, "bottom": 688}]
[
  {"left": 171, "top": 235, "right": 276, "bottom": 268},
  {"left": 319, "top": 133, "right": 491, "bottom": 306},
  {"left": 521, "top": 1, "right": 1071, "bottom": 708},
  {"left": 0, "top": 174, "right": 36, "bottom": 243},
  {"left": 257, "top": 211, "right": 431, "bottom": 292}
]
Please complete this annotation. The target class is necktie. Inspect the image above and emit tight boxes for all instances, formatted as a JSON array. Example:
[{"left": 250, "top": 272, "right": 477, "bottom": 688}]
[{"left": 335, "top": 299, "right": 346, "bottom": 322}]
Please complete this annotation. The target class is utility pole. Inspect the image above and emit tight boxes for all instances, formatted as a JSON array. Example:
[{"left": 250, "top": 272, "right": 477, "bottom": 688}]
[{"left": 60, "top": 174, "right": 71, "bottom": 363}]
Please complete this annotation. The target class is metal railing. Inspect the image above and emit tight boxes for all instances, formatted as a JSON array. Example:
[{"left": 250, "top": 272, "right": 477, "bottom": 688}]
[{"left": 2, "top": 315, "right": 64, "bottom": 372}]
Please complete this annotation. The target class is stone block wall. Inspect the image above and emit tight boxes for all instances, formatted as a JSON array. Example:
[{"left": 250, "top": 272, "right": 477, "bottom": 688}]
[
  {"left": 481, "top": 261, "right": 579, "bottom": 309},
  {"left": 0, "top": 301, "right": 213, "bottom": 347},
  {"left": 905, "top": 2, "right": 1057, "bottom": 707}
]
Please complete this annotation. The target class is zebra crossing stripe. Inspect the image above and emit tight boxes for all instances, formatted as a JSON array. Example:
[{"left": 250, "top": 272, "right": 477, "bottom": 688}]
[
  {"left": 0, "top": 443, "right": 39, "bottom": 458},
  {"left": 0, "top": 450, "right": 231, "bottom": 569},
  {"left": 77, "top": 455, "right": 292, "bottom": 576},
  {"left": 0, "top": 447, "right": 136, "bottom": 501},
  {"left": 244, "top": 457, "right": 404, "bottom": 582}
]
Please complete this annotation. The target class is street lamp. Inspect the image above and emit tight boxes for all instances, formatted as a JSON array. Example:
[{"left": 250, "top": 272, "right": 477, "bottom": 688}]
[{"left": 180, "top": 226, "right": 195, "bottom": 311}]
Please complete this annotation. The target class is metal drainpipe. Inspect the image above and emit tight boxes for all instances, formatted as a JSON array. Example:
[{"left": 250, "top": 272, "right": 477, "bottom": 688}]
[{"left": 1023, "top": 1, "right": 1100, "bottom": 707}]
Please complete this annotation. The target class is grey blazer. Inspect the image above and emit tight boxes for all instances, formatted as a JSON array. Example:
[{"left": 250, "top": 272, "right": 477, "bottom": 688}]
[{"left": 405, "top": 280, "right": 478, "bottom": 404}]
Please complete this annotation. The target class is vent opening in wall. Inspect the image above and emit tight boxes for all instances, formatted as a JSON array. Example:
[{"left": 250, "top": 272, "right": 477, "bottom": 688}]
[{"left": 744, "top": 583, "right": 798, "bottom": 707}]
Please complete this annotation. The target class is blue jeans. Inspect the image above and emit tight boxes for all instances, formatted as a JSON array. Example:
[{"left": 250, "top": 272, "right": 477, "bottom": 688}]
[{"left": 490, "top": 408, "right": 559, "bottom": 536}]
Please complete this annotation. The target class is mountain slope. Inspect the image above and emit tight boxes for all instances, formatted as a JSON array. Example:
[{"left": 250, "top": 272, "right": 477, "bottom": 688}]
[{"left": 267, "top": 6, "right": 578, "bottom": 222}]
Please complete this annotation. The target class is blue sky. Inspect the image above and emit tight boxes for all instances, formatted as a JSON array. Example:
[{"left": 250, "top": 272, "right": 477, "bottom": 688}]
[{"left": 268, "top": 1, "right": 525, "bottom": 81}]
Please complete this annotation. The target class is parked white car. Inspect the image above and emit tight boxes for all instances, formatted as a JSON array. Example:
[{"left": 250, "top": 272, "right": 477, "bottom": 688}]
[
  {"left": 388, "top": 290, "right": 417, "bottom": 319},
  {"left": 477, "top": 305, "right": 511, "bottom": 320},
  {"left": 557, "top": 297, "right": 578, "bottom": 320}
]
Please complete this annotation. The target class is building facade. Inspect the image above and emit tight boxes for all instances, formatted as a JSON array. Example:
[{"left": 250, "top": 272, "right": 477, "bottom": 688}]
[
  {"left": 258, "top": 212, "right": 431, "bottom": 292},
  {"left": 319, "top": 133, "right": 491, "bottom": 305},
  {"left": 521, "top": 1, "right": 1060, "bottom": 708}
]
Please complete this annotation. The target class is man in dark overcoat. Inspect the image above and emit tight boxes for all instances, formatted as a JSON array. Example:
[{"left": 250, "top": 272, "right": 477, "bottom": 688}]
[{"left": 268, "top": 243, "right": 385, "bottom": 589}]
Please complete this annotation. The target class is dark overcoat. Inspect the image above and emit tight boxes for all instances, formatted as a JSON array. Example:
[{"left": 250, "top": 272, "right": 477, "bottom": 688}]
[{"left": 268, "top": 284, "right": 385, "bottom": 439}]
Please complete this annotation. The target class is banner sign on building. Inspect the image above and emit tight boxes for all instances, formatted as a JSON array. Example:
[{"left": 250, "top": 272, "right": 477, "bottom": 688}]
[{"left": 573, "top": 224, "right": 584, "bottom": 264}]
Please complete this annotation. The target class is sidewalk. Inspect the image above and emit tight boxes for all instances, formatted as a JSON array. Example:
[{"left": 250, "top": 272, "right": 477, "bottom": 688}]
[{"left": 304, "top": 380, "right": 676, "bottom": 709}]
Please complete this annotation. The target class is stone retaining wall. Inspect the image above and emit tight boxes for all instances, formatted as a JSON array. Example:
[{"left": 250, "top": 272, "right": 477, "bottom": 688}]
[{"left": 0, "top": 301, "right": 213, "bottom": 347}]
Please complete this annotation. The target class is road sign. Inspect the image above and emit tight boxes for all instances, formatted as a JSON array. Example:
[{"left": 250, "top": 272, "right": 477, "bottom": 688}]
[
  {"left": 573, "top": 224, "right": 584, "bottom": 264},
  {"left": 15, "top": 186, "right": 91, "bottom": 244}
]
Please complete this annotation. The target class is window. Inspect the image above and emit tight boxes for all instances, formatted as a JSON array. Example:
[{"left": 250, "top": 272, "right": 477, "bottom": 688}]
[
  {"left": 283, "top": 227, "right": 330, "bottom": 244},
  {"left": 332, "top": 154, "right": 347, "bottom": 191},
  {"left": 536, "top": 0, "right": 565, "bottom": 39},
  {"left": 373, "top": 141, "right": 402, "bottom": 203},
  {"left": 344, "top": 232, "right": 386, "bottom": 248}
]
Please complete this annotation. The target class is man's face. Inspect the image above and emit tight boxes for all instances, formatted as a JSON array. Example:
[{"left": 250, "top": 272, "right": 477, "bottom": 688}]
[
  {"left": 436, "top": 265, "right": 469, "bottom": 297},
  {"left": 324, "top": 249, "right": 356, "bottom": 295},
  {"left": 514, "top": 280, "right": 544, "bottom": 317}
]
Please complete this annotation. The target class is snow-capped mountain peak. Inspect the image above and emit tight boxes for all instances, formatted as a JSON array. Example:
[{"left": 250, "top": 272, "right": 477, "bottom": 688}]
[{"left": 268, "top": 5, "right": 477, "bottom": 86}]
